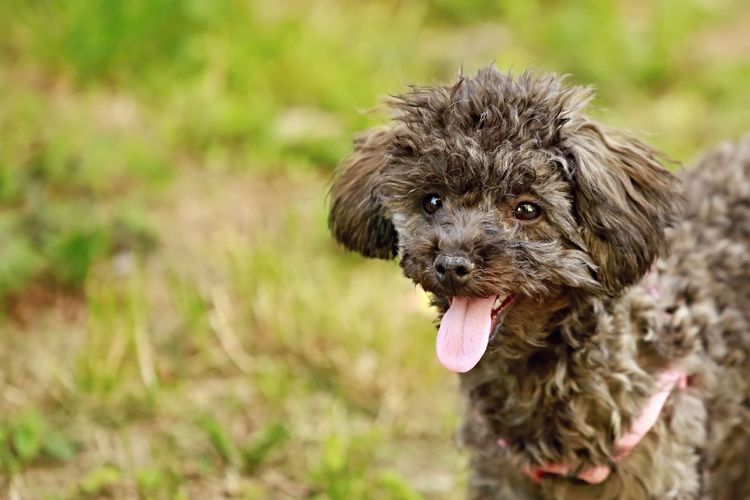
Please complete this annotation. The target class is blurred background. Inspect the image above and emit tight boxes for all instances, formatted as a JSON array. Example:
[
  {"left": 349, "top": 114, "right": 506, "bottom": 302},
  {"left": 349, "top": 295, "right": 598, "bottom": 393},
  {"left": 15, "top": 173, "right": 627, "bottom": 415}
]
[{"left": 1, "top": 0, "right": 749, "bottom": 498}]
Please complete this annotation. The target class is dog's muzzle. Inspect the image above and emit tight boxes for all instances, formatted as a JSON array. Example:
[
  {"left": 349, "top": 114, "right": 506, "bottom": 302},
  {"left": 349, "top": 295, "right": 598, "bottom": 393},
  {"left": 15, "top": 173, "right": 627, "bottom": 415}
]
[{"left": 434, "top": 253, "right": 475, "bottom": 292}]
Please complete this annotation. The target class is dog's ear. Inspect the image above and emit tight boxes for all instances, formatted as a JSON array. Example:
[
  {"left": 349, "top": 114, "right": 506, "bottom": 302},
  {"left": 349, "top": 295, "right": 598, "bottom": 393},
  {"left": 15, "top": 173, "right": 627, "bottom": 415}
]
[
  {"left": 328, "top": 128, "right": 398, "bottom": 259},
  {"left": 562, "top": 120, "right": 679, "bottom": 293}
]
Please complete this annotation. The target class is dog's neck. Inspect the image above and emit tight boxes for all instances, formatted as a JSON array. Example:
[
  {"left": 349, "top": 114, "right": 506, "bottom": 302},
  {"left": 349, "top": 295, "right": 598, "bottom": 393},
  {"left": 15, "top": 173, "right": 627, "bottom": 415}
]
[{"left": 456, "top": 275, "right": 685, "bottom": 469}]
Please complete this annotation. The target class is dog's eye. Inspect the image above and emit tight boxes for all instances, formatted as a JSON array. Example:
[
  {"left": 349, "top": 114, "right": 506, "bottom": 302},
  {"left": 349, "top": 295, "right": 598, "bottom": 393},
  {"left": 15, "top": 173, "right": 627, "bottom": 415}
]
[
  {"left": 513, "top": 202, "right": 541, "bottom": 221},
  {"left": 422, "top": 194, "right": 442, "bottom": 215}
]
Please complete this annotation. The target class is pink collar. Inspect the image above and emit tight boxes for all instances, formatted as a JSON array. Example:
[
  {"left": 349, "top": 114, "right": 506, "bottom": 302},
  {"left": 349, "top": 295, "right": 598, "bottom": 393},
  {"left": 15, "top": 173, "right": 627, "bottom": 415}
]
[{"left": 498, "top": 367, "right": 688, "bottom": 484}]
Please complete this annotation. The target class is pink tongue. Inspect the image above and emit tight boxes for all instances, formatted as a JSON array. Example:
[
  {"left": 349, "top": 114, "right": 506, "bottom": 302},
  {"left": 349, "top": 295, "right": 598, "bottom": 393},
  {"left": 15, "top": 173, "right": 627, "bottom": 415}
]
[{"left": 436, "top": 296, "right": 496, "bottom": 373}]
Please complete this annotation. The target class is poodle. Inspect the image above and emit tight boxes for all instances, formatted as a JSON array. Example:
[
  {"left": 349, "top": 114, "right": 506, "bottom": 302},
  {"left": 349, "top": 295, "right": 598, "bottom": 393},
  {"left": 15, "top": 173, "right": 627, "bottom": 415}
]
[{"left": 328, "top": 68, "right": 750, "bottom": 499}]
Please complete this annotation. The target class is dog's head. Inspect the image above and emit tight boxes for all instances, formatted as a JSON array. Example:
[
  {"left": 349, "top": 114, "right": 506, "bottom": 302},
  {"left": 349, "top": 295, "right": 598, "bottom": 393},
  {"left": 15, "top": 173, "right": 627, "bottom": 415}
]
[{"left": 329, "top": 68, "right": 678, "bottom": 372}]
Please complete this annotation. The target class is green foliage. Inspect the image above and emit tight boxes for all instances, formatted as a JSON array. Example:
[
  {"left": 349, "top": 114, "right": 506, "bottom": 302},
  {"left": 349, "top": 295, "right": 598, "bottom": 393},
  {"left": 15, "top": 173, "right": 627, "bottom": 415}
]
[
  {"left": 309, "top": 435, "right": 371, "bottom": 499},
  {"left": 0, "top": 411, "right": 78, "bottom": 475},
  {"left": 197, "top": 416, "right": 290, "bottom": 474},
  {"left": 496, "top": 0, "right": 720, "bottom": 88},
  {"left": 0, "top": 235, "right": 42, "bottom": 297},
  {"left": 0, "top": 77, "right": 164, "bottom": 303},
  {"left": 241, "top": 422, "right": 289, "bottom": 473},
  {"left": 9, "top": 0, "right": 200, "bottom": 84},
  {"left": 378, "top": 471, "right": 424, "bottom": 500},
  {"left": 78, "top": 464, "right": 122, "bottom": 496},
  {"left": 197, "top": 415, "right": 237, "bottom": 466},
  {"left": 1, "top": 0, "right": 748, "bottom": 303},
  {"left": 135, "top": 467, "right": 184, "bottom": 498},
  {"left": 308, "top": 432, "right": 421, "bottom": 500}
]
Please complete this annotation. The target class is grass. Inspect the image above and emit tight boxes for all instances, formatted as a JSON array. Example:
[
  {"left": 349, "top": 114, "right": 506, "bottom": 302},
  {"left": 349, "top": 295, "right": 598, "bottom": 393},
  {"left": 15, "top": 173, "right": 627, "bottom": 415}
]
[{"left": 1, "top": 0, "right": 749, "bottom": 497}]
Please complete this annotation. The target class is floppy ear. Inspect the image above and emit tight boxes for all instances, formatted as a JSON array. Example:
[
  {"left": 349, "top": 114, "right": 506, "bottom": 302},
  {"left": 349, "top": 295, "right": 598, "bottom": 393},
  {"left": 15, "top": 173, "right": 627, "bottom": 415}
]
[
  {"left": 562, "top": 120, "right": 679, "bottom": 293},
  {"left": 328, "top": 128, "right": 398, "bottom": 259}
]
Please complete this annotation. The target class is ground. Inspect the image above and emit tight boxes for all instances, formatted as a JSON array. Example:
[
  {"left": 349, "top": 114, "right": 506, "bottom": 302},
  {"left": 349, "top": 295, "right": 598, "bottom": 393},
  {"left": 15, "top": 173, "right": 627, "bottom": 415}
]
[{"left": 1, "top": 169, "right": 463, "bottom": 498}]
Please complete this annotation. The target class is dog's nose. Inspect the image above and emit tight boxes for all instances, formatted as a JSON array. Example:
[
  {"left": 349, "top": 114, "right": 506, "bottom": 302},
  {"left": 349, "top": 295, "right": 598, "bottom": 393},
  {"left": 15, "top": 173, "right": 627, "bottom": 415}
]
[{"left": 434, "top": 253, "right": 475, "bottom": 289}]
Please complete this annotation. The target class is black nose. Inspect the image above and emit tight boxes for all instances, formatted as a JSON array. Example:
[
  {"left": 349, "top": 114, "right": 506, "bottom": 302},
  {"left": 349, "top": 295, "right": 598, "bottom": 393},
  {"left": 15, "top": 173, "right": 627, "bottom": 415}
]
[{"left": 434, "top": 253, "right": 475, "bottom": 289}]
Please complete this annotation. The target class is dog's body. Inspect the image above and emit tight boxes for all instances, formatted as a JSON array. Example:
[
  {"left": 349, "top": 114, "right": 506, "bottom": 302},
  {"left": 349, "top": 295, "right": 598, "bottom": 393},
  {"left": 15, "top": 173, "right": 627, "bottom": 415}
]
[
  {"left": 461, "top": 139, "right": 750, "bottom": 500},
  {"left": 328, "top": 69, "right": 750, "bottom": 499}
]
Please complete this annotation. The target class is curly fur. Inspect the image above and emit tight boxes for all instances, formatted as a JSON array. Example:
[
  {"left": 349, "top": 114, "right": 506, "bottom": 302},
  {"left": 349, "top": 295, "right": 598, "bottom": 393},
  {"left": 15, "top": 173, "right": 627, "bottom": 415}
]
[{"left": 328, "top": 68, "right": 750, "bottom": 499}]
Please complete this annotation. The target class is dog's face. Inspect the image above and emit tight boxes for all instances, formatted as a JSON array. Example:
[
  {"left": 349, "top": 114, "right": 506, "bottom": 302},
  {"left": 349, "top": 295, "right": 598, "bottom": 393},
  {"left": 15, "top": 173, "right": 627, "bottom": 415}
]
[{"left": 329, "top": 69, "right": 678, "bottom": 372}]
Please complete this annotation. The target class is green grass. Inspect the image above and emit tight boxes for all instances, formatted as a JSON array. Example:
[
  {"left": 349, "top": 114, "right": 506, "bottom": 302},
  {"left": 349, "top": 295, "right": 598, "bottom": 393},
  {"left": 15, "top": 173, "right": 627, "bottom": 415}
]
[{"left": 1, "top": 0, "right": 749, "bottom": 497}]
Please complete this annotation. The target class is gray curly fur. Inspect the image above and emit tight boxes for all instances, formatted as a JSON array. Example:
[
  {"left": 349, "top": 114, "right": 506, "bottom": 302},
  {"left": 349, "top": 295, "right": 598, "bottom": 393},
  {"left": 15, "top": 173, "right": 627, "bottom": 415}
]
[{"left": 328, "top": 67, "right": 750, "bottom": 499}]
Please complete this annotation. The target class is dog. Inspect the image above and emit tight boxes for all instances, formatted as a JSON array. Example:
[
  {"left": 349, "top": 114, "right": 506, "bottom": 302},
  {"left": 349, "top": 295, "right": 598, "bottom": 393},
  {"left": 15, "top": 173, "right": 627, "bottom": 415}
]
[{"left": 328, "top": 68, "right": 750, "bottom": 499}]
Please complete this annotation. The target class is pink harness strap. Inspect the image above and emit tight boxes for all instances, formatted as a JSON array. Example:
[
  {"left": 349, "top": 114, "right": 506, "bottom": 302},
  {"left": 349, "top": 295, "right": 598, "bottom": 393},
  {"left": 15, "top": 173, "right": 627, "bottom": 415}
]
[{"left": 498, "top": 367, "right": 688, "bottom": 484}]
